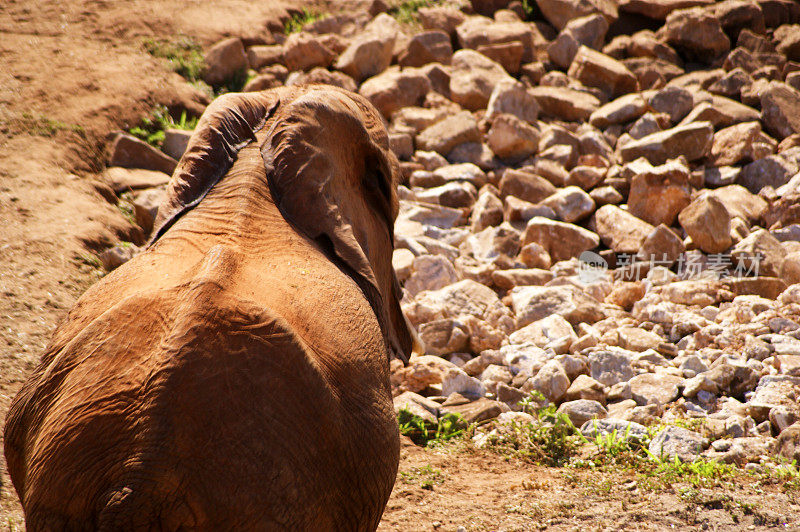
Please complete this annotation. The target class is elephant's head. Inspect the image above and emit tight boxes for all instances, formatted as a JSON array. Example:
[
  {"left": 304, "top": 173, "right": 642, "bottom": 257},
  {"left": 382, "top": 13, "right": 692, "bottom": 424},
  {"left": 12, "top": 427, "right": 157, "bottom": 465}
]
[{"left": 150, "top": 86, "right": 419, "bottom": 363}]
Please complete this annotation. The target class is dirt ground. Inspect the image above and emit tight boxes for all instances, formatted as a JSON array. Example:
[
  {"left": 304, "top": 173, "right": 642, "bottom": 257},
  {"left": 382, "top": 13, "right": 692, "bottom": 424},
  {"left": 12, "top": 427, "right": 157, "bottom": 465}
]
[
  {"left": 0, "top": 0, "right": 798, "bottom": 530},
  {"left": 380, "top": 441, "right": 798, "bottom": 531}
]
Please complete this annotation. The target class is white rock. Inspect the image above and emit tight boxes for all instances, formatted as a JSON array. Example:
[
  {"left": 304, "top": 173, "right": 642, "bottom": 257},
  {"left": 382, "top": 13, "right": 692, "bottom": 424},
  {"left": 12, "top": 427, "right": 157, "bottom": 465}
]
[
  {"left": 442, "top": 367, "right": 486, "bottom": 397},
  {"left": 589, "top": 349, "right": 634, "bottom": 386},
  {"left": 648, "top": 426, "right": 708, "bottom": 461}
]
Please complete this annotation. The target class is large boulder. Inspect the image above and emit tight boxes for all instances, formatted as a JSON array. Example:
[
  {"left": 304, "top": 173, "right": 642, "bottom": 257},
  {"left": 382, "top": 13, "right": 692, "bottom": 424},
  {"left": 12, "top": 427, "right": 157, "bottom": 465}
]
[
  {"left": 336, "top": 31, "right": 395, "bottom": 82},
  {"left": 731, "top": 229, "right": 787, "bottom": 278},
  {"left": 419, "top": 6, "right": 468, "bottom": 38},
  {"left": 649, "top": 425, "right": 708, "bottom": 461},
  {"left": 403, "top": 254, "right": 459, "bottom": 298},
  {"left": 648, "top": 85, "right": 694, "bottom": 124},
  {"left": 498, "top": 169, "right": 557, "bottom": 204},
  {"left": 511, "top": 285, "right": 606, "bottom": 328},
  {"left": 738, "top": 153, "right": 799, "bottom": 193},
  {"left": 449, "top": 50, "right": 515, "bottom": 110},
  {"left": 535, "top": 0, "right": 618, "bottom": 31},
  {"left": 593, "top": 205, "right": 655, "bottom": 253},
  {"left": 529, "top": 86, "right": 601, "bottom": 121},
  {"left": 776, "top": 24, "right": 800, "bottom": 61},
  {"left": 285, "top": 68, "right": 357, "bottom": 92},
  {"left": 618, "top": 122, "right": 714, "bottom": 165},
  {"left": 133, "top": 187, "right": 166, "bottom": 235},
  {"left": 661, "top": 7, "right": 731, "bottom": 62},
  {"left": 589, "top": 93, "right": 647, "bottom": 128},
  {"left": 202, "top": 37, "right": 248, "bottom": 86},
  {"left": 109, "top": 133, "right": 178, "bottom": 175},
  {"left": 392, "top": 355, "right": 458, "bottom": 393},
  {"left": 399, "top": 31, "right": 453, "bottom": 68},
  {"left": 627, "top": 159, "right": 692, "bottom": 226},
  {"left": 359, "top": 68, "right": 431, "bottom": 118},
  {"left": 538, "top": 186, "right": 596, "bottom": 223},
  {"left": 707, "top": 121, "right": 775, "bottom": 167},
  {"left": 485, "top": 80, "right": 540, "bottom": 124},
  {"left": 567, "top": 46, "right": 639, "bottom": 99},
  {"left": 523, "top": 217, "right": 601, "bottom": 262},
  {"left": 558, "top": 399, "right": 608, "bottom": 427},
  {"left": 487, "top": 114, "right": 541, "bottom": 161},
  {"left": 619, "top": 0, "right": 714, "bottom": 19},
  {"left": 104, "top": 167, "right": 170, "bottom": 193},
  {"left": 246, "top": 45, "right": 284, "bottom": 70},
  {"left": 403, "top": 279, "right": 515, "bottom": 333},
  {"left": 416, "top": 111, "right": 481, "bottom": 155},
  {"left": 637, "top": 224, "right": 685, "bottom": 265},
  {"left": 455, "top": 16, "right": 544, "bottom": 64},
  {"left": 629, "top": 373, "right": 682, "bottom": 405},
  {"left": 711, "top": 185, "right": 767, "bottom": 223},
  {"left": 761, "top": 82, "right": 800, "bottom": 140},
  {"left": 589, "top": 350, "right": 634, "bottom": 386},
  {"left": 678, "top": 194, "right": 732, "bottom": 254},
  {"left": 282, "top": 32, "right": 336, "bottom": 72},
  {"left": 679, "top": 96, "right": 760, "bottom": 129},
  {"left": 548, "top": 14, "right": 609, "bottom": 69},
  {"left": 509, "top": 314, "right": 577, "bottom": 348},
  {"left": 522, "top": 360, "right": 571, "bottom": 403}
]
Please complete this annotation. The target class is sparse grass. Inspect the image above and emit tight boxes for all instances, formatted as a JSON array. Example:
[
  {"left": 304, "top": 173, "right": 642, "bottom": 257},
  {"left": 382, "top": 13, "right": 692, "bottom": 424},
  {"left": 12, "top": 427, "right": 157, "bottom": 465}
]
[
  {"left": 520, "top": 0, "right": 537, "bottom": 20},
  {"left": 75, "top": 252, "right": 102, "bottom": 270},
  {"left": 504, "top": 501, "right": 545, "bottom": 518},
  {"left": 143, "top": 36, "right": 205, "bottom": 81},
  {"left": 754, "top": 459, "right": 800, "bottom": 495},
  {"left": 592, "top": 425, "right": 647, "bottom": 458},
  {"left": 212, "top": 68, "right": 254, "bottom": 97},
  {"left": 388, "top": 0, "right": 434, "bottom": 25},
  {"left": 128, "top": 105, "right": 198, "bottom": 147},
  {"left": 576, "top": 423, "right": 738, "bottom": 489},
  {"left": 399, "top": 464, "right": 444, "bottom": 490},
  {"left": 668, "top": 417, "right": 709, "bottom": 433},
  {"left": 397, "top": 409, "right": 467, "bottom": 447},
  {"left": 483, "top": 400, "right": 582, "bottom": 466},
  {"left": 190, "top": 80, "right": 215, "bottom": 101},
  {"left": 649, "top": 454, "right": 737, "bottom": 488},
  {"left": 284, "top": 8, "right": 327, "bottom": 34},
  {"left": 116, "top": 192, "right": 137, "bottom": 225},
  {"left": 15, "top": 113, "right": 85, "bottom": 138}
]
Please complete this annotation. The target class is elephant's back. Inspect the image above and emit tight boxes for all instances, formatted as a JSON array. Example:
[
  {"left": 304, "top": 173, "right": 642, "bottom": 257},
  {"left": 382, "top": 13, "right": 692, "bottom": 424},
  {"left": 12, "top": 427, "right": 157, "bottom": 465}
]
[{"left": 6, "top": 247, "right": 398, "bottom": 530}]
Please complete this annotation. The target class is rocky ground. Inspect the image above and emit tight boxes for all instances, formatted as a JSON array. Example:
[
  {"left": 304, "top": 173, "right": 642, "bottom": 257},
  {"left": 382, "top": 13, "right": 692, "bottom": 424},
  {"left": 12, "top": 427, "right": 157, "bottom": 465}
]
[{"left": 5, "top": 0, "right": 800, "bottom": 529}]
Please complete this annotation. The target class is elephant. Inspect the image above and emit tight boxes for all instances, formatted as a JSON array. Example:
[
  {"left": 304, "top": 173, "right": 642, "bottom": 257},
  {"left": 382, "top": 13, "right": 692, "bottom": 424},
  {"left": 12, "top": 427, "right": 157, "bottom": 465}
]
[{"left": 4, "top": 86, "right": 420, "bottom": 531}]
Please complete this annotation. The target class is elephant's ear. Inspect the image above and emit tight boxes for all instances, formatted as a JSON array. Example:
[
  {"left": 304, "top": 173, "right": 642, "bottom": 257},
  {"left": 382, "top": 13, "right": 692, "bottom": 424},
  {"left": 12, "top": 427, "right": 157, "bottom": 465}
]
[
  {"left": 149, "top": 91, "right": 281, "bottom": 244},
  {"left": 262, "top": 91, "right": 418, "bottom": 364}
]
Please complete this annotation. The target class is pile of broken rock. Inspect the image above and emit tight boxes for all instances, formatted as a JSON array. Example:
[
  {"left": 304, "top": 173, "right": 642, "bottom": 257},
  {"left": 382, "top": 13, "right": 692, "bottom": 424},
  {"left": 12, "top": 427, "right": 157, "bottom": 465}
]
[{"left": 100, "top": 0, "right": 800, "bottom": 464}]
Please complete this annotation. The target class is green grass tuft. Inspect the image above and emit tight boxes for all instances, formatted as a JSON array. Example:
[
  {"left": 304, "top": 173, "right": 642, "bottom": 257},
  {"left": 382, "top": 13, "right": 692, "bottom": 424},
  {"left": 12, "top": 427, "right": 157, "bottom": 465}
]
[
  {"left": 212, "top": 68, "right": 254, "bottom": 97},
  {"left": 284, "top": 8, "right": 327, "bottom": 34},
  {"left": 648, "top": 454, "right": 738, "bottom": 488},
  {"left": 143, "top": 36, "right": 205, "bottom": 81},
  {"left": 128, "top": 105, "right": 198, "bottom": 147},
  {"left": 388, "top": 0, "right": 435, "bottom": 25},
  {"left": 116, "top": 192, "right": 138, "bottom": 225},
  {"left": 17, "top": 113, "right": 85, "bottom": 138},
  {"left": 482, "top": 397, "right": 582, "bottom": 467},
  {"left": 397, "top": 409, "right": 467, "bottom": 447},
  {"left": 399, "top": 464, "right": 444, "bottom": 490}
]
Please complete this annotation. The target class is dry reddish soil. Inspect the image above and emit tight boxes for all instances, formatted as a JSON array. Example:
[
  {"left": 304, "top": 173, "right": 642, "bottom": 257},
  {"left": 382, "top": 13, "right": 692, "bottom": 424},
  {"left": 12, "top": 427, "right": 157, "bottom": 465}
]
[
  {"left": 0, "top": 1, "right": 798, "bottom": 530},
  {"left": 381, "top": 441, "right": 798, "bottom": 531}
]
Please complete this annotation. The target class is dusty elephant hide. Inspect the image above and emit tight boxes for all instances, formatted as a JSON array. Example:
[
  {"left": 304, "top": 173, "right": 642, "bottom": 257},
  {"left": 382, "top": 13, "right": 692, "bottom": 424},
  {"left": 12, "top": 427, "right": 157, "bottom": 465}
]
[{"left": 4, "top": 86, "right": 417, "bottom": 531}]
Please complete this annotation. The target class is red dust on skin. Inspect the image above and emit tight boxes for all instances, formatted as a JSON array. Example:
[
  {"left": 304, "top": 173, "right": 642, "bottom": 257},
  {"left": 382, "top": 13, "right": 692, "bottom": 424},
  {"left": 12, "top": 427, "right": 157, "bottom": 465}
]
[{"left": 1, "top": 1, "right": 799, "bottom": 530}]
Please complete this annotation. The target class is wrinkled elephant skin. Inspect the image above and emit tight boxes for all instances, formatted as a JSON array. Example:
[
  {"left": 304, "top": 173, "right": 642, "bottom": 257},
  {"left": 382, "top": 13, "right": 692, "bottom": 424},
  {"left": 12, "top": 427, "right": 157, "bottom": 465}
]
[{"left": 4, "top": 87, "right": 417, "bottom": 531}]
